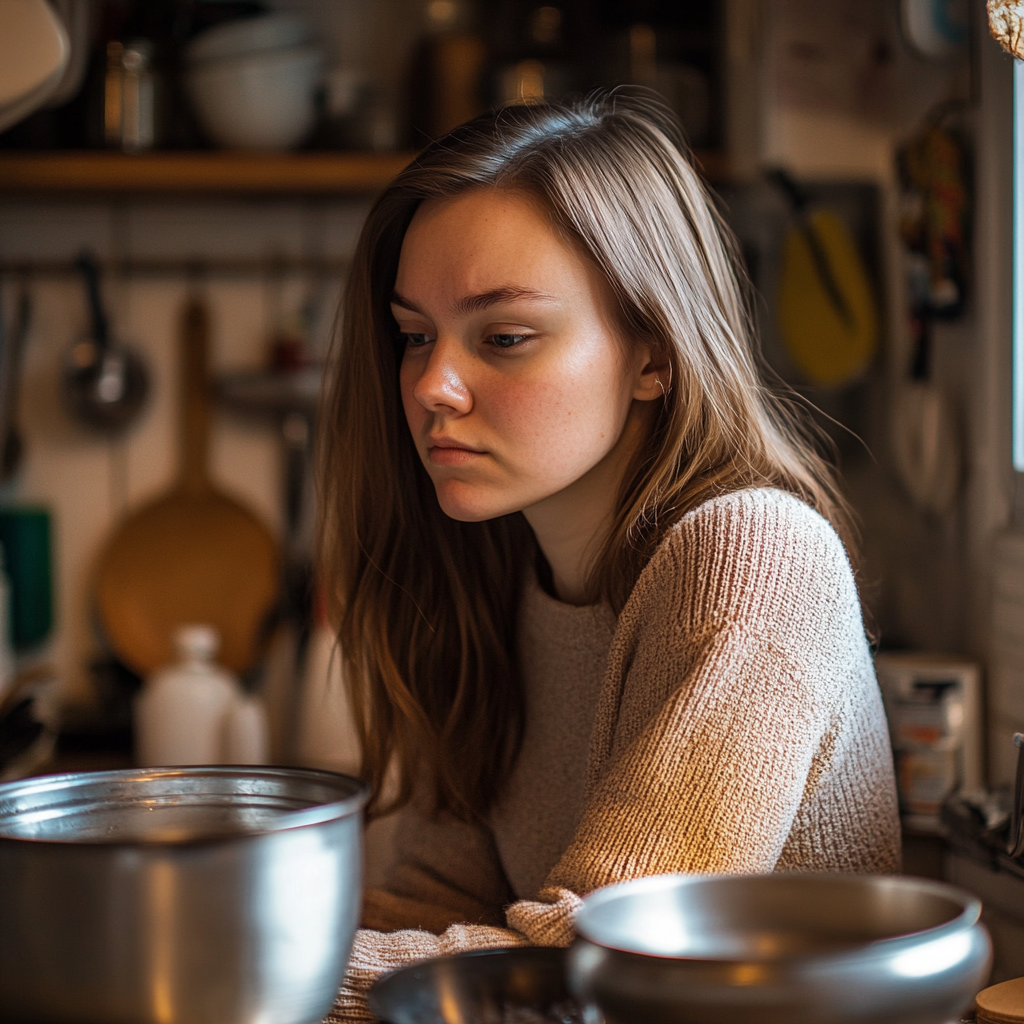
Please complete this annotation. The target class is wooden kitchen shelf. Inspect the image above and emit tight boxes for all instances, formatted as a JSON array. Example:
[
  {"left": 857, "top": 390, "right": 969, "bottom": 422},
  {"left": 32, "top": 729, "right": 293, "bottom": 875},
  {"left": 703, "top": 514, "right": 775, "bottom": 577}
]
[
  {"left": 0, "top": 150, "right": 416, "bottom": 195},
  {"left": 0, "top": 147, "right": 729, "bottom": 195}
]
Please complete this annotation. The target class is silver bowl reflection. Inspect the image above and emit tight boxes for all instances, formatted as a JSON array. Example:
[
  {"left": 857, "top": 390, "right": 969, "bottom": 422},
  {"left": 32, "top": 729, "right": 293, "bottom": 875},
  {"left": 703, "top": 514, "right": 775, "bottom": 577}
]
[
  {"left": 369, "top": 947, "right": 581, "bottom": 1023},
  {"left": 0, "top": 766, "right": 369, "bottom": 1024},
  {"left": 567, "top": 873, "right": 991, "bottom": 1024}
]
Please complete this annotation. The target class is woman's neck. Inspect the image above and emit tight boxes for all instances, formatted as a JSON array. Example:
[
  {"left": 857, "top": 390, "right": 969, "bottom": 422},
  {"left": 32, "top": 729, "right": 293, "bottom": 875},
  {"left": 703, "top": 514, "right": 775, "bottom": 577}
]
[{"left": 523, "top": 406, "right": 647, "bottom": 605}]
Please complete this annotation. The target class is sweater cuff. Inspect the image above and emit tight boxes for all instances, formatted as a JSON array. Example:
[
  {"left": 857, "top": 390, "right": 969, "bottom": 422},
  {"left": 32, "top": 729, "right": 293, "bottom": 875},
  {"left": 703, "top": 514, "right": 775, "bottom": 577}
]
[
  {"left": 325, "top": 920, "right": 530, "bottom": 1022},
  {"left": 506, "top": 885, "right": 583, "bottom": 947}
]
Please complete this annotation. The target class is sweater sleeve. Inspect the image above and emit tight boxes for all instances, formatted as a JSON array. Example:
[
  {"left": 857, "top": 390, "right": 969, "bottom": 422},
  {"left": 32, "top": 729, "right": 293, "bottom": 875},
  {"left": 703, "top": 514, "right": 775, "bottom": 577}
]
[
  {"left": 326, "top": 491, "right": 868, "bottom": 1021},
  {"left": 326, "top": 799, "right": 572, "bottom": 1022},
  {"left": 360, "top": 787, "right": 515, "bottom": 933}
]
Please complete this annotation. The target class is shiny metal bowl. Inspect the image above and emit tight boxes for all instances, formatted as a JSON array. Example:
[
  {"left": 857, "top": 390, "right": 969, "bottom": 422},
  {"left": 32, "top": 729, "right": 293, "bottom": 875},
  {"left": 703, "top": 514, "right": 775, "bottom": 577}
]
[
  {"left": 567, "top": 873, "right": 991, "bottom": 1024},
  {"left": 0, "top": 766, "right": 369, "bottom": 1024},
  {"left": 369, "top": 947, "right": 581, "bottom": 1023}
]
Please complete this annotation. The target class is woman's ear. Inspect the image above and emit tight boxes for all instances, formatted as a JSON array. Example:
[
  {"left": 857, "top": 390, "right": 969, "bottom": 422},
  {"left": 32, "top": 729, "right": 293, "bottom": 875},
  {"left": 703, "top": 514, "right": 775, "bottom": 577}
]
[{"left": 632, "top": 341, "right": 672, "bottom": 402}]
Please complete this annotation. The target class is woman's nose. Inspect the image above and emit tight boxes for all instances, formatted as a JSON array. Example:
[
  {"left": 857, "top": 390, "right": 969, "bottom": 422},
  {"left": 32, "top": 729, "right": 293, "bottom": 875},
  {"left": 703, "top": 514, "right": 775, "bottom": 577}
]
[{"left": 411, "top": 339, "right": 472, "bottom": 415}]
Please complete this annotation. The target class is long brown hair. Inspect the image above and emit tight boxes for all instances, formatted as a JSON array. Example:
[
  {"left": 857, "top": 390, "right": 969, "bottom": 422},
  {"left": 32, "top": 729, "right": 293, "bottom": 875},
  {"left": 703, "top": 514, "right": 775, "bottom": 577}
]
[{"left": 318, "top": 93, "right": 857, "bottom": 820}]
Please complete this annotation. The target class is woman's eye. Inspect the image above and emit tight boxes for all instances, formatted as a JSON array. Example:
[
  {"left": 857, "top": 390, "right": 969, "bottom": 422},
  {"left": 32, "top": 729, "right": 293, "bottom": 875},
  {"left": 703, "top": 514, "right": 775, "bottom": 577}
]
[
  {"left": 400, "top": 332, "right": 434, "bottom": 348},
  {"left": 487, "top": 333, "right": 530, "bottom": 350}
]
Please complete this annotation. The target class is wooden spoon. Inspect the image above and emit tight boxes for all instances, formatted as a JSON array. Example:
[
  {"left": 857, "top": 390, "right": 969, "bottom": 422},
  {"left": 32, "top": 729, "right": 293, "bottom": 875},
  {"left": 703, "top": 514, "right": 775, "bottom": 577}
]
[{"left": 95, "top": 294, "right": 278, "bottom": 676}]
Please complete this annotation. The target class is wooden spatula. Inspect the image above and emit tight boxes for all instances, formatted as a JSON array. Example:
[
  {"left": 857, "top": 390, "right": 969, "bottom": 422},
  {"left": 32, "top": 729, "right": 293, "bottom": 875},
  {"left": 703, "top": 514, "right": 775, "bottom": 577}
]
[{"left": 95, "top": 294, "right": 279, "bottom": 676}]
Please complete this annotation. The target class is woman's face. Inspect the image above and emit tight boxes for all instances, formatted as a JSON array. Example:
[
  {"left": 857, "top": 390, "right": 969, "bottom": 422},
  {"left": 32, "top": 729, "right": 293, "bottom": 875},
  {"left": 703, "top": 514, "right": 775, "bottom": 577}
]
[{"left": 394, "top": 188, "right": 658, "bottom": 524}]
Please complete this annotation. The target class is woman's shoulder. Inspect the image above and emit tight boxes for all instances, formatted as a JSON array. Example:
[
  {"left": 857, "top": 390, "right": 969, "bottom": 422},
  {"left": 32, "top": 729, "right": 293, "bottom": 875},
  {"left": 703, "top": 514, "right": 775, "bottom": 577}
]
[
  {"left": 660, "top": 486, "right": 850, "bottom": 574},
  {"left": 626, "top": 487, "right": 857, "bottom": 634},
  {"left": 675, "top": 486, "right": 845, "bottom": 552}
]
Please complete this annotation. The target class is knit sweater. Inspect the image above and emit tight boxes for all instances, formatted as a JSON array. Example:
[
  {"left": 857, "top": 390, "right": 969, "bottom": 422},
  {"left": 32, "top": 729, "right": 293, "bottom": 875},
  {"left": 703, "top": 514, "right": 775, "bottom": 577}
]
[{"left": 326, "top": 488, "right": 901, "bottom": 1022}]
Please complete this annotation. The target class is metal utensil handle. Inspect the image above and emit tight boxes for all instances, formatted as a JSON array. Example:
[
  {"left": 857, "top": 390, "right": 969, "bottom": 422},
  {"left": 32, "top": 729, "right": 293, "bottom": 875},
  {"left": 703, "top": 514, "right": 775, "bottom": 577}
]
[
  {"left": 179, "top": 295, "right": 211, "bottom": 493},
  {"left": 74, "top": 252, "right": 110, "bottom": 347},
  {"left": 0, "top": 281, "right": 30, "bottom": 438},
  {"left": 768, "top": 168, "right": 856, "bottom": 329},
  {"left": 1009, "top": 732, "right": 1024, "bottom": 859}
]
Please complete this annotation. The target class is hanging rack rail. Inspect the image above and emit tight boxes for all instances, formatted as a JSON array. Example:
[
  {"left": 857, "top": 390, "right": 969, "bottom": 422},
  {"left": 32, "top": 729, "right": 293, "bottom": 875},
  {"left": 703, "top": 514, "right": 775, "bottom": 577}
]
[
  {"left": 0, "top": 257, "right": 351, "bottom": 279},
  {"left": 0, "top": 151, "right": 414, "bottom": 194}
]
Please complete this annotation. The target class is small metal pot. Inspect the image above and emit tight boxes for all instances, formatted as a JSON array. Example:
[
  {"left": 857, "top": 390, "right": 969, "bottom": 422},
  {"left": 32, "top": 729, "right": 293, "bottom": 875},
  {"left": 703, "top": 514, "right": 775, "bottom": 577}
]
[
  {"left": 567, "top": 873, "right": 991, "bottom": 1024},
  {"left": 0, "top": 766, "right": 369, "bottom": 1024}
]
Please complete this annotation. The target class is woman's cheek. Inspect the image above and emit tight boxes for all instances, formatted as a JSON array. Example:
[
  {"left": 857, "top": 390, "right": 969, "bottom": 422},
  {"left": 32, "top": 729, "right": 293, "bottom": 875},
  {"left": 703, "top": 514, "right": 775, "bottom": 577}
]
[
  {"left": 487, "top": 374, "right": 568, "bottom": 451},
  {"left": 486, "top": 370, "right": 612, "bottom": 478}
]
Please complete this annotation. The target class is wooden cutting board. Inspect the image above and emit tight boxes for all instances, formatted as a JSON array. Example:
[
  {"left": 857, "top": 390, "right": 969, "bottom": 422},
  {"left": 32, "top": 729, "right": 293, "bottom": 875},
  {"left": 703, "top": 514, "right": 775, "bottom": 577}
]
[{"left": 95, "top": 294, "right": 278, "bottom": 676}]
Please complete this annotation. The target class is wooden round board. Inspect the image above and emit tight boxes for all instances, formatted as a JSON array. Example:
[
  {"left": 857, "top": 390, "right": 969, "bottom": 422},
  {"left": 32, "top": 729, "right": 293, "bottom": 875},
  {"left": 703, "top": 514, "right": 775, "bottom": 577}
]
[
  {"left": 96, "top": 295, "right": 278, "bottom": 676},
  {"left": 977, "top": 976, "right": 1024, "bottom": 1024}
]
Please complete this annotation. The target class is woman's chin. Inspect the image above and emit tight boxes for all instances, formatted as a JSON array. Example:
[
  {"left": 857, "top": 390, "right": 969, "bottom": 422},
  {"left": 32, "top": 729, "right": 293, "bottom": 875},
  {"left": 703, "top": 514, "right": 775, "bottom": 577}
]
[{"left": 434, "top": 483, "right": 520, "bottom": 523}]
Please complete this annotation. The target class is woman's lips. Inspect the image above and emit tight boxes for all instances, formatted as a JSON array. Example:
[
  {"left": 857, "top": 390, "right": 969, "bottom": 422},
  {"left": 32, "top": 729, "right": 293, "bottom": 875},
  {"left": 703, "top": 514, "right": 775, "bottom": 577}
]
[{"left": 427, "top": 440, "right": 485, "bottom": 466}]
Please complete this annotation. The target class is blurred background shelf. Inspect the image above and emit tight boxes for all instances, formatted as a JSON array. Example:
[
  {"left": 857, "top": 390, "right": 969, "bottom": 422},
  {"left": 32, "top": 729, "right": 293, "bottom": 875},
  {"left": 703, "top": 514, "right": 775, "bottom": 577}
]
[
  {"left": 0, "top": 148, "right": 728, "bottom": 195},
  {"left": 0, "top": 151, "right": 417, "bottom": 194}
]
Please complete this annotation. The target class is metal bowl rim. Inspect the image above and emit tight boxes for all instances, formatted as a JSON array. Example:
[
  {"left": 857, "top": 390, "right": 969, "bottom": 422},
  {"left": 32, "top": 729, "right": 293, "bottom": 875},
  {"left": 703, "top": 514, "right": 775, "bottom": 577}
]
[
  {"left": 573, "top": 872, "right": 982, "bottom": 963},
  {"left": 0, "top": 765, "right": 370, "bottom": 848},
  {"left": 368, "top": 946, "right": 568, "bottom": 1021}
]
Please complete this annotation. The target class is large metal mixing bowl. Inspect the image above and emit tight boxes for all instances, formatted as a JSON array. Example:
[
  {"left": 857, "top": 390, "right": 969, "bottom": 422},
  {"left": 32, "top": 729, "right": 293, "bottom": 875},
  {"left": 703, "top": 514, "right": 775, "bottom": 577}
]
[
  {"left": 0, "top": 766, "right": 369, "bottom": 1024},
  {"left": 567, "top": 873, "right": 991, "bottom": 1024}
]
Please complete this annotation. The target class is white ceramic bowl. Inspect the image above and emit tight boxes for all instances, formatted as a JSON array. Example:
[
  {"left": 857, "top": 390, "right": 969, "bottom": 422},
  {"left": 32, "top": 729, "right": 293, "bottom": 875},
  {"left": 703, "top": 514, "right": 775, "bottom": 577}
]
[
  {"left": 185, "top": 13, "right": 313, "bottom": 65},
  {"left": 186, "top": 45, "right": 323, "bottom": 151}
]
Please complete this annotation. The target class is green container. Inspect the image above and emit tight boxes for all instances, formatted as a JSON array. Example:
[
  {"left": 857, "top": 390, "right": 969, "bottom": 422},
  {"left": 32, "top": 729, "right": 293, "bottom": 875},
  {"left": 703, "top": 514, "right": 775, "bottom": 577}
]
[{"left": 0, "top": 506, "right": 53, "bottom": 650}]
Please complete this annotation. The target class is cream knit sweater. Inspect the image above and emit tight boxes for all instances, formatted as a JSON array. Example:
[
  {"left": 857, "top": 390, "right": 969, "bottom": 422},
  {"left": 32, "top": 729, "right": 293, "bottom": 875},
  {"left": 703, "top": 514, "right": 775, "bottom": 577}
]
[{"left": 326, "top": 488, "right": 901, "bottom": 1022}]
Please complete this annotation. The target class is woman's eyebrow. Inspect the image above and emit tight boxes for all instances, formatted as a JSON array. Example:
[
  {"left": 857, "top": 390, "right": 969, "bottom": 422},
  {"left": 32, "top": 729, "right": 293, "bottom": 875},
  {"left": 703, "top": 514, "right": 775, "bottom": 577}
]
[
  {"left": 389, "top": 287, "right": 557, "bottom": 317},
  {"left": 389, "top": 290, "right": 426, "bottom": 315},
  {"left": 452, "top": 287, "right": 557, "bottom": 315}
]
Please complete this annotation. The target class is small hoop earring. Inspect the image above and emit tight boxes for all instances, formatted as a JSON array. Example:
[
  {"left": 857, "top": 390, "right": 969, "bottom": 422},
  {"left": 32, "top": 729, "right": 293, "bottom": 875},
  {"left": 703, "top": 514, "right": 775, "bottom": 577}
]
[{"left": 655, "top": 377, "right": 667, "bottom": 398}]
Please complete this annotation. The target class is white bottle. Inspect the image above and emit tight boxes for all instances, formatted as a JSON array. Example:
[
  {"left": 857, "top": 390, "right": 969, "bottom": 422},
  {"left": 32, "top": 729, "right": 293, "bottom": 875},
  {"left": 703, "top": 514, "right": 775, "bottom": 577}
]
[
  {"left": 224, "top": 693, "right": 271, "bottom": 765},
  {"left": 135, "top": 624, "right": 242, "bottom": 766}
]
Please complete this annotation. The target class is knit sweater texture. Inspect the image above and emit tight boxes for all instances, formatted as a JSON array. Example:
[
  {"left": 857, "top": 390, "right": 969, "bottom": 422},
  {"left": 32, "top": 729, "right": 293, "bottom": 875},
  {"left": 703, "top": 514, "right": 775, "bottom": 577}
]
[{"left": 325, "top": 488, "right": 901, "bottom": 1022}]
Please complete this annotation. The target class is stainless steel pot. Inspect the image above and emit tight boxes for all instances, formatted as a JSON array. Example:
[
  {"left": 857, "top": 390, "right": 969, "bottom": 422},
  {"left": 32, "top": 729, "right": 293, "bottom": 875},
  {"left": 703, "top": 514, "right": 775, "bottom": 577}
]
[
  {"left": 567, "top": 872, "right": 991, "bottom": 1024},
  {"left": 0, "top": 766, "right": 369, "bottom": 1024}
]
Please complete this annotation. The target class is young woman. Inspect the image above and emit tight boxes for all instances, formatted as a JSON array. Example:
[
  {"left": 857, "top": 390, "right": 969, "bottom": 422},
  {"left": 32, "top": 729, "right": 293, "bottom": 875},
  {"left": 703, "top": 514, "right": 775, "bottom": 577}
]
[{"left": 318, "top": 94, "right": 900, "bottom": 1019}]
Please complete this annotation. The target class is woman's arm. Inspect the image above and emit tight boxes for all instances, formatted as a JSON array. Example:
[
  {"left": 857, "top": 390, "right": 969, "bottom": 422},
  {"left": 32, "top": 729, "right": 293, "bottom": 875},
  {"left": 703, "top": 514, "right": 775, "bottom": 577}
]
[
  {"left": 328, "top": 792, "right": 534, "bottom": 1023},
  {"left": 360, "top": 791, "right": 514, "bottom": 933}
]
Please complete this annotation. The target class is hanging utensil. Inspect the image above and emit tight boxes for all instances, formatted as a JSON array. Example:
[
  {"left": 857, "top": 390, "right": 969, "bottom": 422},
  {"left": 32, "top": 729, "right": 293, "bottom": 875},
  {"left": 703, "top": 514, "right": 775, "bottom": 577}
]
[
  {"left": 890, "top": 119, "right": 967, "bottom": 515},
  {"left": 890, "top": 275, "right": 961, "bottom": 514},
  {"left": 62, "top": 251, "right": 149, "bottom": 435},
  {"left": 0, "top": 278, "right": 31, "bottom": 482},
  {"left": 95, "top": 291, "right": 278, "bottom": 676},
  {"left": 771, "top": 169, "right": 879, "bottom": 389},
  {"left": 1008, "top": 732, "right": 1024, "bottom": 861}
]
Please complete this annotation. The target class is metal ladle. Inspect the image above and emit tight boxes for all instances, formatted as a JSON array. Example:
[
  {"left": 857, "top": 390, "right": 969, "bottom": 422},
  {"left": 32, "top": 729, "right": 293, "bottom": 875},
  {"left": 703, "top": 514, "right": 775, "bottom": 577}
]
[
  {"left": 62, "top": 252, "right": 149, "bottom": 434},
  {"left": 1009, "top": 732, "right": 1024, "bottom": 860}
]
